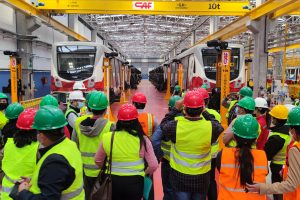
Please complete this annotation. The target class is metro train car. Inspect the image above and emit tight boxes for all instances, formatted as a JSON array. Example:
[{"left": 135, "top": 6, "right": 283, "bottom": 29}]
[
  {"left": 50, "top": 42, "right": 128, "bottom": 102},
  {"left": 160, "top": 43, "right": 246, "bottom": 92}
]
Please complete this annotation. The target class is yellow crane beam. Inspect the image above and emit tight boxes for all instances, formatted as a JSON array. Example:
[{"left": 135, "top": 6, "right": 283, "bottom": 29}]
[
  {"left": 36, "top": 0, "right": 250, "bottom": 16},
  {"left": 3, "top": 0, "right": 88, "bottom": 41},
  {"left": 195, "top": 0, "right": 300, "bottom": 45},
  {"left": 269, "top": 42, "right": 300, "bottom": 53},
  {"left": 271, "top": 2, "right": 300, "bottom": 19}
]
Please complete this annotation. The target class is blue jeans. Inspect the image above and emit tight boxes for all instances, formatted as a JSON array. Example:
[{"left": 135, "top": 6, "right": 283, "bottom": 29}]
[
  {"left": 174, "top": 192, "right": 206, "bottom": 200},
  {"left": 161, "top": 160, "right": 175, "bottom": 200}
]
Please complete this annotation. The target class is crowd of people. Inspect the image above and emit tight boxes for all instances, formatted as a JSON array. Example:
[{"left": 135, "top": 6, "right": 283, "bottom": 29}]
[{"left": 0, "top": 83, "right": 300, "bottom": 200}]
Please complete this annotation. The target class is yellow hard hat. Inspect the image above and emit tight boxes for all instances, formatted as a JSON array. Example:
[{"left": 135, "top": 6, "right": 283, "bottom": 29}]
[{"left": 269, "top": 105, "right": 289, "bottom": 120}]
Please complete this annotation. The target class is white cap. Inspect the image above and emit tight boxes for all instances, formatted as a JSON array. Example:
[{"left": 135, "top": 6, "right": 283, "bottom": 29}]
[
  {"left": 73, "top": 81, "right": 86, "bottom": 90},
  {"left": 255, "top": 97, "right": 268, "bottom": 108},
  {"left": 69, "top": 91, "right": 85, "bottom": 101}
]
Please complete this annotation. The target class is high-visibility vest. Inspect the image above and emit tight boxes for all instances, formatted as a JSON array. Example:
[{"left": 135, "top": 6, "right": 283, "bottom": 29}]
[
  {"left": 161, "top": 116, "right": 182, "bottom": 161},
  {"left": 138, "top": 113, "right": 154, "bottom": 137},
  {"left": 65, "top": 107, "right": 78, "bottom": 134},
  {"left": 226, "top": 100, "right": 237, "bottom": 118},
  {"left": 269, "top": 132, "right": 290, "bottom": 165},
  {"left": 283, "top": 142, "right": 300, "bottom": 200},
  {"left": 170, "top": 117, "right": 212, "bottom": 175},
  {"left": 102, "top": 131, "right": 145, "bottom": 177},
  {"left": 0, "top": 111, "right": 8, "bottom": 130},
  {"left": 76, "top": 116, "right": 112, "bottom": 177},
  {"left": 206, "top": 108, "right": 221, "bottom": 158},
  {"left": 218, "top": 147, "right": 268, "bottom": 200},
  {"left": 30, "top": 138, "right": 85, "bottom": 200},
  {"left": 80, "top": 106, "right": 88, "bottom": 116},
  {"left": 1, "top": 139, "right": 38, "bottom": 199}
]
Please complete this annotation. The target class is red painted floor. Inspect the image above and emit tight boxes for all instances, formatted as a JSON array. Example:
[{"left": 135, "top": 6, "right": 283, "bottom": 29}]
[{"left": 111, "top": 80, "right": 167, "bottom": 200}]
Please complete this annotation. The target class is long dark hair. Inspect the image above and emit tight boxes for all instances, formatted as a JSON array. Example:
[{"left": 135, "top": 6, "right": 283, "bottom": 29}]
[
  {"left": 116, "top": 119, "right": 147, "bottom": 151},
  {"left": 13, "top": 129, "right": 38, "bottom": 148},
  {"left": 234, "top": 135, "right": 256, "bottom": 187}
]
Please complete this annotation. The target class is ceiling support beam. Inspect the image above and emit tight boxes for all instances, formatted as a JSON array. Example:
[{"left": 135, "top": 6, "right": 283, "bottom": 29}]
[
  {"left": 194, "top": 0, "right": 300, "bottom": 45},
  {"left": 2, "top": 0, "right": 88, "bottom": 41}
]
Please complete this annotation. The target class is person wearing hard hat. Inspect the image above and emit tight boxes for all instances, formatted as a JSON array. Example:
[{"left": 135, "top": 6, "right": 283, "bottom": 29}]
[
  {"left": 1, "top": 103, "right": 24, "bottom": 146},
  {"left": 254, "top": 97, "right": 270, "bottom": 150},
  {"left": 132, "top": 92, "right": 158, "bottom": 138},
  {"left": 197, "top": 87, "right": 221, "bottom": 200},
  {"left": 173, "top": 85, "right": 181, "bottom": 96},
  {"left": 264, "top": 105, "right": 290, "bottom": 200},
  {"left": 152, "top": 95, "right": 183, "bottom": 200},
  {"left": 217, "top": 114, "right": 268, "bottom": 200},
  {"left": 223, "top": 86, "right": 253, "bottom": 125},
  {"left": 72, "top": 91, "right": 115, "bottom": 199},
  {"left": 246, "top": 107, "right": 300, "bottom": 199},
  {"left": 65, "top": 91, "right": 85, "bottom": 136},
  {"left": 40, "top": 95, "right": 71, "bottom": 139},
  {"left": 0, "top": 92, "right": 9, "bottom": 132},
  {"left": 15, "top": 105, "right": 84, "bottom": 199},
  {"left": 160, "top": 91, "right": 224, "bottom": 200},
  {"left": 73, "top": 81, "right": 89, "bottom": 116},
  {"left": 223, "top": 96, "right": 256, "bottom": 147},
  {"left": 1, "top": 108, "right": 39, "bottom": 200},
  {"left": 95, "top": 104, "right": 158, "bottom": 200}
]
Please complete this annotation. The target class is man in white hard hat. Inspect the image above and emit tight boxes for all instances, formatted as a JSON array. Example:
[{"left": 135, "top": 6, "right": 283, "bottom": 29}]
[{"left": 65, "top": 91, "right": 85, "bottom": 136}]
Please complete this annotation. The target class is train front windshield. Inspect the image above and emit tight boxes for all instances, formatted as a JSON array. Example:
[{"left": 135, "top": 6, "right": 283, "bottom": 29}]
[
  {"left": 202, "top": 48, "right": 240, "bottom": 81},
  {"left": 57, "top": 45, "right": 96, "bottom": 81}
]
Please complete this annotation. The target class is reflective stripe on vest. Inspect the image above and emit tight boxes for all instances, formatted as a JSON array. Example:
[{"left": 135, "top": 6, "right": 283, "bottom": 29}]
[
  {"left": 161, "top": 140, "right": 171, "bottom": 161},
  {"left": 219, "top": 147, "right": 268, "bottom": 200},
  {"left": 171, "top": 118, "right": 212, "bottom": 175},
  {"left": 269, "top": 132, "right": 290, "bottom": 165},
  {"left": 206, "top": 108, "right": 221, "bottom": 158},
  {"left": 76, "top": 115, "right": 112, "bottom": 177},
  {"left": 1, "top": 139, "right": 38, "bottom": 200},
  {"left": 29, "top": 139, "right": 85, "bottom": 200},
  {"left": 226, "top": 100, "right": 237, "bottom": 118},
  {"left": 138, "top": 113, "right": 154, "bottom": 137},
  {"left": 65, "top": 108, "right": 78, "bottom": 118},
  {"left": 102, "top": 131, "right": 145, "bottom": 176}
]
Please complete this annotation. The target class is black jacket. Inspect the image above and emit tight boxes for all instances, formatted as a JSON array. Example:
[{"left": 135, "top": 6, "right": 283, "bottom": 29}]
[
  {"left": 16, "top": 137, "right": 76, "bottom": 200},
  {"left": 264, "top": 124, "right": 290, "bottom": 161}
]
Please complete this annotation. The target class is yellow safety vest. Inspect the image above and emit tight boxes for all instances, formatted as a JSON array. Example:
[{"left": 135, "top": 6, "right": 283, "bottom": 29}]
[
  {"left": 161, "top": 116, "right": 182, "bottom": 161},
  {"left": 269, "top": 132, "right": 290, "bottom": 165},
  {"left": 80, "top": 106, "right": 88, "bottom": 116},
  {"left": 76, "top": 116, "right": 112, "bottom": 177},
  {"left": 206, "top": 108, "right": 221, "bottom": 159},
  {"left": 226, "top": 100, "right": 237, "bottom": 118},
  {"left": 170, "top": 117, "right": 212, "bottom": 175},
  {"left": 1, "top": 139, "right": 38, "bottom": 199},
  {"left": 102, "top": 131, "right": 145, "bottom": 177},
  {"left": 0, "top": 111, "right": 8, "bottom": 130},
  {"left": 29, "top": 138, "right": 85, "bottom": 200}
]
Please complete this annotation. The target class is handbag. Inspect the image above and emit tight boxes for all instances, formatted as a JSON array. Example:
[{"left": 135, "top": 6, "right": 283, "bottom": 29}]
[{"left": 89, "top": 131, "right": 115, "bottom": 200}]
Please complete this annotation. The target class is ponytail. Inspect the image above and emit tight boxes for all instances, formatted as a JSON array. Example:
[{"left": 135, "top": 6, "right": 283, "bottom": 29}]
[{"left": 234, "top": 135, "right": 256, "bottom": 187}]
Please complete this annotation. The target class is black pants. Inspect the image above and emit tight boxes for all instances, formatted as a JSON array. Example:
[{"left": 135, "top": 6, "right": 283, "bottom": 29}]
[
  {"left": 111, "top": 175, "right": 144, "bottom": 200},
  {"left": 270, "top": 162, "right": 283, "bottom": 200},
  {"left": 207, "top": 158, "right": 217, "bottom": 200},
  {"left": 84, "top": 175, "right": 97, "bottom": 200}
]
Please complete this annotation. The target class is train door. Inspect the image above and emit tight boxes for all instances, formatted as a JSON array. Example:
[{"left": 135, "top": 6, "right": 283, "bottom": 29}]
[{"left": 188, "top": 55, "right": 195, "bottom": 90}]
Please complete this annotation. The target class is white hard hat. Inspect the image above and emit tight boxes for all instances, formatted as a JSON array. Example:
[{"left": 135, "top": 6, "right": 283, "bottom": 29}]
[
  {"left": 73, "top": 81, "right": 86, "bottom": 90},
  {"left": 69, "top": 91, "right": 85, "bottom": 101},
  {"left": 255, "top": 97, "right": 268, "bottom": 108},
  {"left": 284, "top": 104, "right": 296, "bottom": 112}
]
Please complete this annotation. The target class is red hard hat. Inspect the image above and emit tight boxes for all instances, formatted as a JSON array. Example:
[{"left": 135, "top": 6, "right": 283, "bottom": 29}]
[
  {"left": 132, "top": 92, "right": 147, "bottom": 104},
  {"left": 183, "top": 91, "right": 205, "bottom": 108},
  {"left": 16, "top": 108, "right": 38, "bottom": 130},
  {"left": 196, "top": 88, "right": 209, "bottom": 99},
  {"left": 117, "top": 104, "right": 139, "bottom": 121}
]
